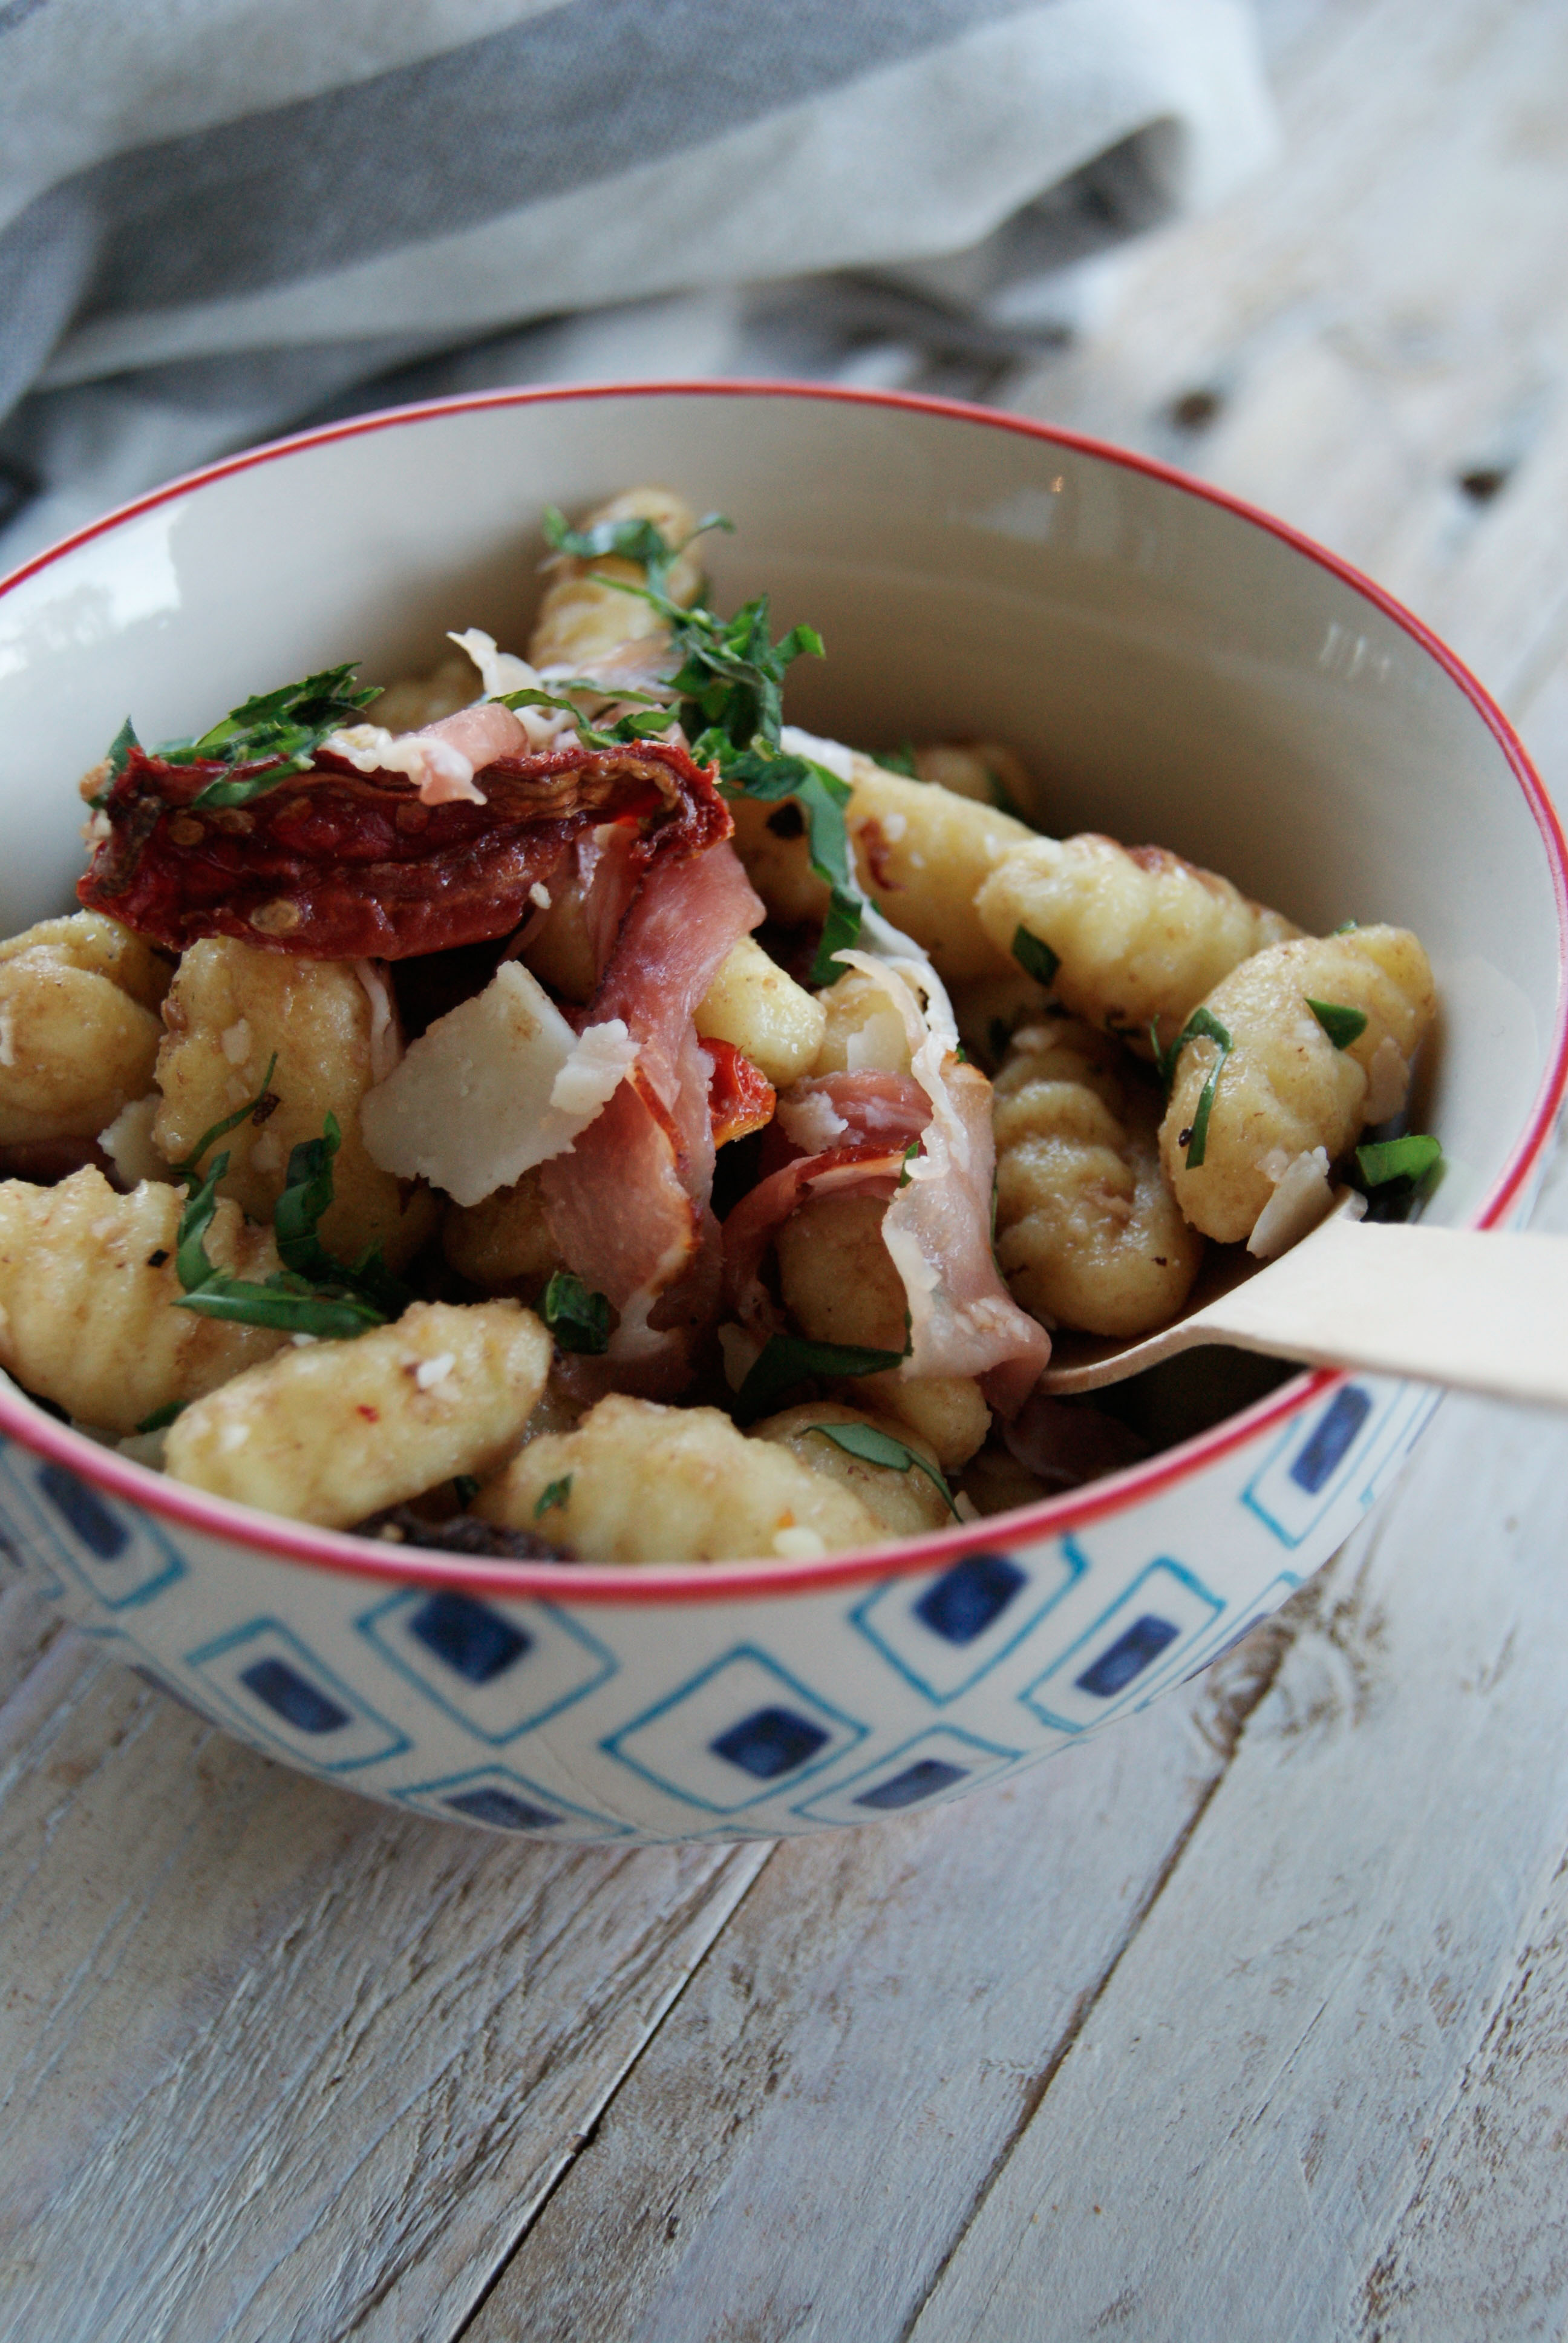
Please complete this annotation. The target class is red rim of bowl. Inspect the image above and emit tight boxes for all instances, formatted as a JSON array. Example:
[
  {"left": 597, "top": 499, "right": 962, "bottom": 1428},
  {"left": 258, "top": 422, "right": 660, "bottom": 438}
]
[{"left": 2, "top": 378, "right": 1564, "bottom": 1605}]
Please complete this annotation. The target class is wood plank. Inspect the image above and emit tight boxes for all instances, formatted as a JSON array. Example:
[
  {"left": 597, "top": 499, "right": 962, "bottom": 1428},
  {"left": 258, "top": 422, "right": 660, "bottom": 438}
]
[
  {"left": 1013, "top": 0, "right": 1568, "bottom": 700},
  {"left": 899, "top": 1122, "right": 1568, "bottom": 2343},
  {"left": 0, "top": 1647, "right": 769, "bottom": 2343},
  {"left": 1351, "top": 1849, "right": 1568, "bottom": 2338},
  {"left": 463, "top": 1627, "right": 1293, "bottom": 2343}
]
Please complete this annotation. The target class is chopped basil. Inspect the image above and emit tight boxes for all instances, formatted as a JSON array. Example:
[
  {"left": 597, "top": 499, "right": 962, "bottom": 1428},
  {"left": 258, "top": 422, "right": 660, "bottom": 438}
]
[
  {"left": 166, "top": 1054, "right": 279, "bottom": 1182},
  {"left": 1307, "top": 998, "right": 1368, "bottom": 1049},
  {"left": 534, "top": 1475, "right": 573, "bottom": 1520},
  {"left": 143, "top": 665, "right": 379, "bottom": 807},
  {"left": 1152, "top": 1006, "right": 1233, "bottom": 1168},
  {"left": 871, "top": 742, "right": 917, "bottom": 776},
  {"left": 1011, "top": 926, "right": 1060, "bottom": 989},
  {"left": 495, "top": 681, "right": 673, "bottom": 752},
  {"left": 809, "top": 1419, "right": 959, "bottom": 1515},
  {"left": 1333, "top": 917, "right": 1361, "bottom": 934},
  {"left": 555, "top": 513, "right": 861, "bottom": 984},
  {"left": 719, "top": 748, "right": 861, "bottom": 982},
  {"left": 897, "top": 1138, "right": 921, "bottom": 1189},
  {"left": 452, "top": 1475, "right": 481, "bottom": 1508},
  {"left": 172, "top": 1110, "right": 408, "bottom": 1340},
  {"left": 543, "top": 1270, "right": 612, "bottom": 1355},
  {"left": 1354, "top": 1133, "right": 1442, "bottom": 1187},
  {"left": 134, "top": 1400, "right": 185, "bottom": 1435},
  {"left": 541, "top": 505, "right": 732, "bottom": 600},
  {"left": 733, "top": 1331, "right": 909, "bottom": 1426}
]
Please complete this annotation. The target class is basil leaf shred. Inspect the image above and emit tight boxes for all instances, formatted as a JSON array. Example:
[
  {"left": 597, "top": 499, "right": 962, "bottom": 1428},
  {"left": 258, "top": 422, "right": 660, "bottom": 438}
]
[
  {"left": 543, "top": 1270, "right": 612, "bottom": 1355},
  {"left": 811, "top": 1418, "right": 959, "bottom": 1515},
  {"left": 1354, "top": 1133, "right": 1443, "bottom": 1187},
  {"left": 1306, "top": 998, "right": 1368, "bottom": 1049},
  {"left": 1011, "top": 926, "right": 1060, "bottom": 989}
]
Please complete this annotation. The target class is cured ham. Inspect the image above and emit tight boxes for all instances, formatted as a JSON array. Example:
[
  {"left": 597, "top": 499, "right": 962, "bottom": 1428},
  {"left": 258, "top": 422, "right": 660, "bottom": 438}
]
[
  {"left": 722, "top": 1070, "right": 930, "bottom": 1332},
  {"left": 541, "top": 842, "right": 764, "bottom": 1369},
  {"left": 79, "top": 737, "right": 729, "bottom": 962},
  {"left": 754, "top": 940, "right": 1049, "bottom": 1417}
]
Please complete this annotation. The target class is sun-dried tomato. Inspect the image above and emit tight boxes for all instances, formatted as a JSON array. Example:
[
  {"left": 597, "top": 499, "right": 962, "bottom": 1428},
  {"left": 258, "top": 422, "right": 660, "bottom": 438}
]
[
  {"left": 701, "top": 1038, "right": 777, "bottom": 1148},
  {"left": 78, "top": 741, "right": 730, "bottom": 960}
]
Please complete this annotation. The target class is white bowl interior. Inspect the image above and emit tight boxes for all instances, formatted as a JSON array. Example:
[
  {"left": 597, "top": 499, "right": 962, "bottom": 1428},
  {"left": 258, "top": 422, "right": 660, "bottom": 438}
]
[{"left": 0, "top": 388, "right": 1558, "bottom": 1233}]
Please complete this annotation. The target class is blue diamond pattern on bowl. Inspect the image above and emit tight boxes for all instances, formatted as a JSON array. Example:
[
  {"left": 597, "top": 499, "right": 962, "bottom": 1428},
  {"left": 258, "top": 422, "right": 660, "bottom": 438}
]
[
  {"left": 604, "top": 1645, "right": 867, "bottom": 1814},
  {"left": 915, "top": 1552, "right": 1027, "bottom": 1644},
  {"left": 0, "top": 1441, "right": 181, "bottom": 1608},
  {"left": 711, "top": 1705, "right": 829, "bottom": 1780},
  {"left": 852, "top": 1538, "right": 1085, "bottom": 1703},
  {"left": 792, "top": 1725, "right": 1020, "bottom": 1826},
  {"left": 1021, "top": 1558, "right": 1223, "bottom": 1732},
  {"left": 239, "top": 1656, "right": 351, "bottom": 1735},
  {"left": 1074, "top": 1613, "right": 1180, "bottom": 1699},
  {"left": 186, "top": 1618, "right": 410, "bottom": 1771},
  {"left": 393, "top": 1763, "right": 632, "bottom": 1838},
  {"left": 1243, "top": 1381, "right": 1390, "bottom": 1547},
  {"left": 410, "top": 1592, "right": 528, "bottom": 1683},
  {"left": 356, "top": 1587, "right": 615, "bottom": 1745}
]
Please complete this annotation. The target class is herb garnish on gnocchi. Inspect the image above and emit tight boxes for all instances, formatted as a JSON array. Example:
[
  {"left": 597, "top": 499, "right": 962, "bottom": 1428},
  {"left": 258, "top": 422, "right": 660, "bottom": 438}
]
[{"left": 0, "top": 488, "right": 1439, "bottom": 1561}]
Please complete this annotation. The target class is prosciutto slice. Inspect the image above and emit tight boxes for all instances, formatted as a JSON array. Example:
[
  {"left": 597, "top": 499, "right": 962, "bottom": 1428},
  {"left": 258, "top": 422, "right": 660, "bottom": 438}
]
[
  {"left": 831, "top": 948, "right": 1050, "bottom": 1417},
  {"left": 80, "top": 734, "right": 728, "bottom": 962},
  {"left": 541, "top": 841, "right": 763, "bottom": 1368},
  {"left": 721, "top": 1070, "right": 930, "bottom": 1332}
]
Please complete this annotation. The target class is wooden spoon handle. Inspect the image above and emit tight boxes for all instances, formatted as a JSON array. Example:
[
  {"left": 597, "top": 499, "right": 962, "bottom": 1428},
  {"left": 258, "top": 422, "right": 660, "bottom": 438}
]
[{"left": 1197, "top": 1217, "right": 1568, "bottom": 1405}]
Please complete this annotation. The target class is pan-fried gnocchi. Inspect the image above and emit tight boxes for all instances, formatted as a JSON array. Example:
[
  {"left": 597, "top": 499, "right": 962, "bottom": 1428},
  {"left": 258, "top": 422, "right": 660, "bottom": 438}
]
[
  {"left": 747, "top": 1401, "right": 953, "bottom": 1538},
  {"left": 993, "top": 1020, "right": 1204, "bottom": 1337},
  {"left": 2, "top": 482, "right": 1443, "bottom": 1564},
  {"left": 528, "top": 485, "right": 705, "bottom": 673},
  {"left": 975, "top": 834, "right": 1298, "bottom": 1054},
  {"left": 694, "top": 935, "right": 826, "bottom": 1088},
  {"left": 1160, "top": 926, "right": 1436, "bottom": 1244},
  {"left": 775, "top": 1191, "right": 991, "bottom": 1470},
  {"left": 0, "top": 1168, "right": 288, "bottom": 1431},
  {"left": 154, "top": 938, "right": 438, "bottom": 1271},
  {"left": 165, "top": 1299, "right": 550, "bottom": 1527},
  {"left": 730, "top": 747, "right": 1033, "bottom": 981},
  {"left": 0, "top": 913, "right": 168, "bottom": 1144},
  {"left": 475, "top": 1392, "right": 884, "bottom": 1561}
]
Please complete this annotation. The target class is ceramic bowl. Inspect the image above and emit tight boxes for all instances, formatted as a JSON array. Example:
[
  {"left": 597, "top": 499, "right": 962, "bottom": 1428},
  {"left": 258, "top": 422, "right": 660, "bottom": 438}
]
[{"left": 0, "top": 385, "right": 1561, "bottom": 1843}]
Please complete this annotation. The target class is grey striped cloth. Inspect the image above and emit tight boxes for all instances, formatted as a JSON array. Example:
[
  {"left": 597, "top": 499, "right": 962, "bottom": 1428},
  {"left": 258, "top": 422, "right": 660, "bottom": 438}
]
[{"left": 0, "top": 0, "right": 1274, "bottom": 568}]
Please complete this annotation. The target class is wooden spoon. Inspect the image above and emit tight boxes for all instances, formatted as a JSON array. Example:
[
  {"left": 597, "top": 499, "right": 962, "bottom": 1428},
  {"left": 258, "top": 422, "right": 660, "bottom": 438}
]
[{"left": 1037, "top": 1203, "right": 1568, "bottom": 1404}]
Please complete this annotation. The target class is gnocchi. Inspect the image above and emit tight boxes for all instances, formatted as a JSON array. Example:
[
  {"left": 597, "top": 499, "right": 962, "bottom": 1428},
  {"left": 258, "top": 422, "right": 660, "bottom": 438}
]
[
  {"left": 993, "top": 1020, "right": 1204, "bottom": 1337},
  {"left": 975, "top": 833, "right": 1298, "bottom": 1054},
  {"left": 0, "top": 484, "right": 1440, "bottom": 1567},
  {"left": 1160, "top": 925, "right": 1436, "bottom": 1244}
]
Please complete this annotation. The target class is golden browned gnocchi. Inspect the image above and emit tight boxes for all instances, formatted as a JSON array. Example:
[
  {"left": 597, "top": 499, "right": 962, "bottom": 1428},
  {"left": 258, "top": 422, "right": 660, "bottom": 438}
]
[
  {"left": 975, "top": 833, "right": 1298, "bottom": 1055},
  {"left": 748, "top": 1401, "right": 952, "bottom": 1538},
  {"left": 475, "top": 1392, "right": 884, "bottom": 1561},
  {"left": 694, "top": 935, "right": 826, "bottom": 1087},
  {"left": 0, "top": 1168, "right": 288, "bottom": 1432},
  {"left": 774, "top": 1190, "right": 991, "bottom": 1470},
  {"left": 993, "top": 1020, "right": 1204, "bottom": 1337},
  {"left": 442, "top": 1166, "right": 564, "bottom": 1298},
  {"left": 809, "top": 966, "right": 916, "bottom": 1076},
  {"left": 165, "top": 1299, "right": 550, "bottom": 1527},
  {"left": 369, "top": 654, "right": 481, "bottom": 735},
  {"left": 1160, "top": 925, "right": 1437, "bottom": 1244},
  {"left": 153, "top": 938, "right": 437, "bottom": 1271},
  {"left": 730, "top": 749, "right": 1034, "bottom": 981},
  {"left": 0, "top": 913, "right": 169, "bottom": 1145},
  {"left": 527, "top": 485, "right": 704, "bottom": 673}
]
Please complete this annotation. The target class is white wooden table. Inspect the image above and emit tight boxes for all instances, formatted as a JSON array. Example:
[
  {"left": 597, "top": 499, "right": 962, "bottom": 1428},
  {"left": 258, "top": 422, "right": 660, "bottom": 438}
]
[{"left": 6, "top": 3, "right": 1568, "bottom": 2335}]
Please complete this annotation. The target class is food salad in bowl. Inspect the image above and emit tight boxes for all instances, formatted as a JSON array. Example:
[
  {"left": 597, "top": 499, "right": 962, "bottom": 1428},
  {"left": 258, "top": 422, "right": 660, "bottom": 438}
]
[{"left": 0, "top": 385, "right": 1560, "bottom": 1843}]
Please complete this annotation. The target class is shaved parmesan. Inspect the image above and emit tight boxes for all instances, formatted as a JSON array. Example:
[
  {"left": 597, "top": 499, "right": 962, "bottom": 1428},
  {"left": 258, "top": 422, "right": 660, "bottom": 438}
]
[
  {"left": 1247, "top": 1145, "right": 1365, "bottom": 1259},
  {"left": 359, "top": 960, "right": 637, "bottom": 1208}
]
